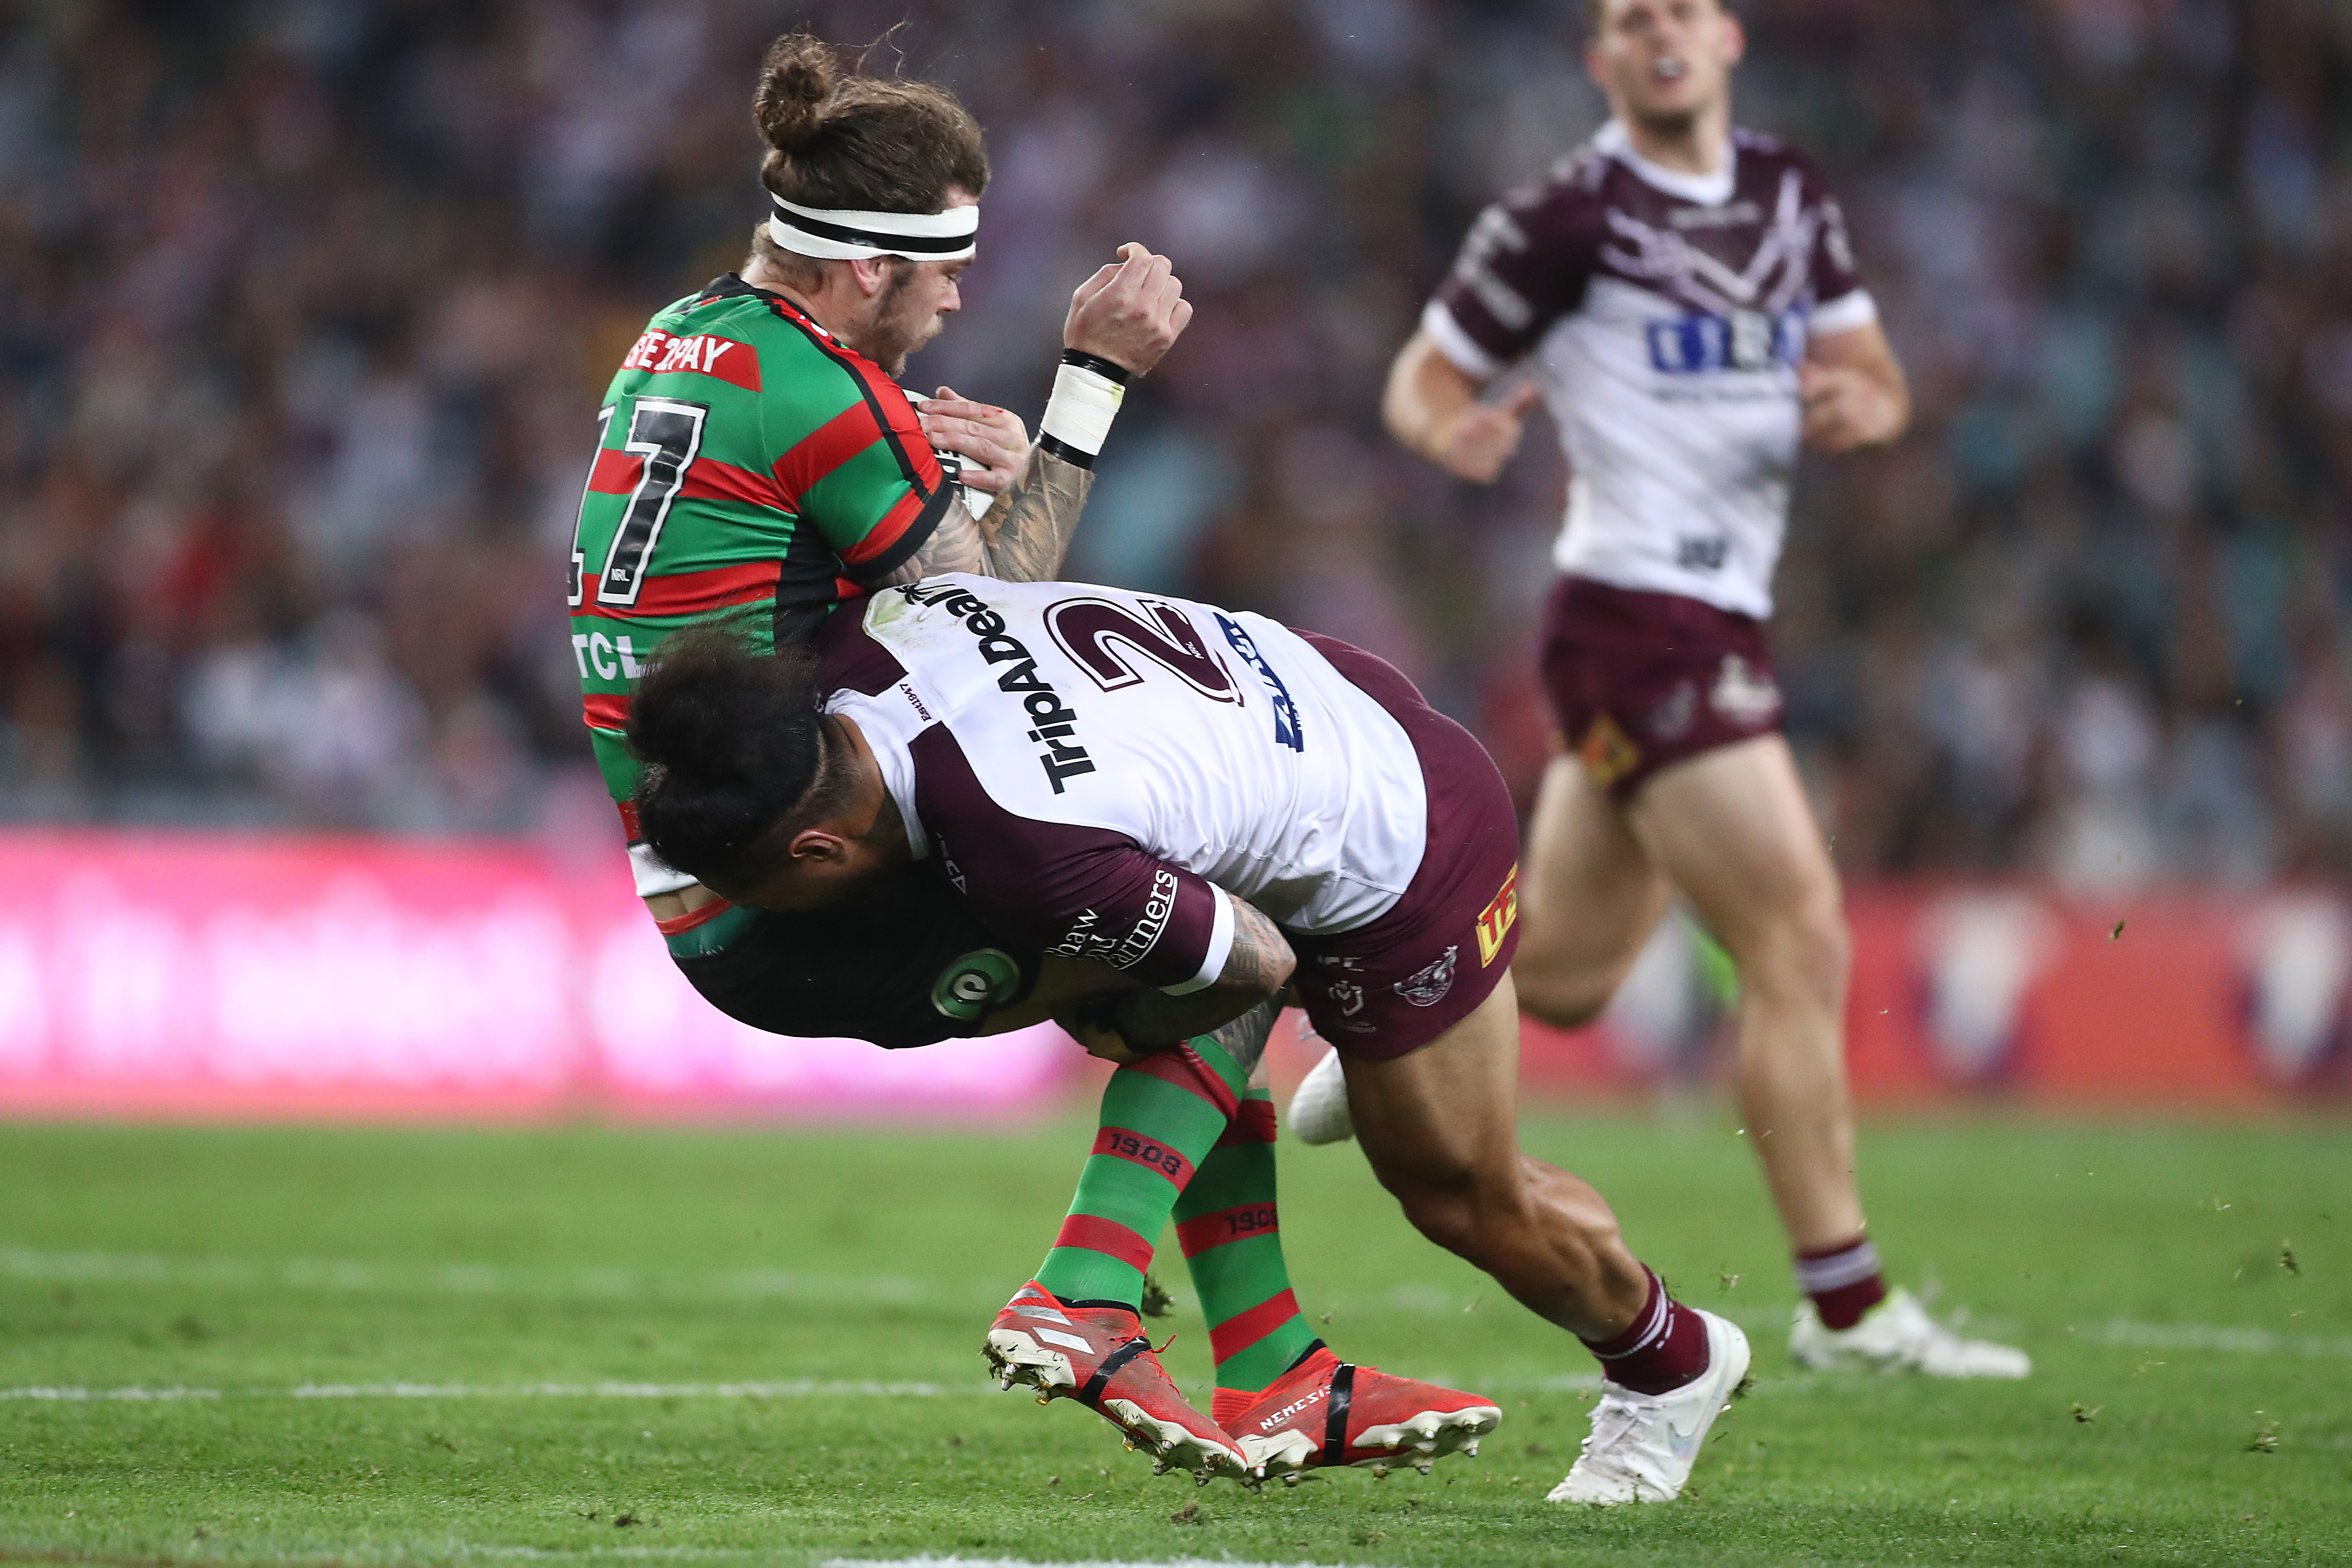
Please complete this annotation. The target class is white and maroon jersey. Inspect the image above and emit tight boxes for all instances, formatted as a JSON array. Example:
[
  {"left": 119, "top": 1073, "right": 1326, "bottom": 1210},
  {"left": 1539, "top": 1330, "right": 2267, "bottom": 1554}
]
[
  {"left": 813, "top": 576, "right": 1430, "bottom": 993},
  {"left": 1423, "top": 121, "right": 1876, "bottom": 619}
]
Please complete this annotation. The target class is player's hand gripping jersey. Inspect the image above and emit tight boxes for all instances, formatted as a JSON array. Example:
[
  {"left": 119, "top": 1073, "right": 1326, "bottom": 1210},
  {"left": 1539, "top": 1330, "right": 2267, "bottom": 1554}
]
[
  {"left": 814, "top": 575, "right": 1524, "bottom": 1056},
  {"left": 568, "top": 274, "right": 963, "bottom": 837},
  {"left": 1423, "top": 122, "right": 1875, "bottom": 619}
]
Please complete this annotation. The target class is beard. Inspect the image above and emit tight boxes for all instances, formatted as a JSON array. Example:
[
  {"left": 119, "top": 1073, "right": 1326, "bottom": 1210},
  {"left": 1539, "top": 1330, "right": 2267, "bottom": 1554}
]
[{"left": 862, "top": 265, "right": 942, "bottom": 377}]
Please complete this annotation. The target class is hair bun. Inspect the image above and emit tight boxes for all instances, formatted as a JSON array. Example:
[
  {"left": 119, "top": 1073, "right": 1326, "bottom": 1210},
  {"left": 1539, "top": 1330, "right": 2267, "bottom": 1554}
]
[{"left": 754, "top": 32, "right": 837, "bottom": 153}]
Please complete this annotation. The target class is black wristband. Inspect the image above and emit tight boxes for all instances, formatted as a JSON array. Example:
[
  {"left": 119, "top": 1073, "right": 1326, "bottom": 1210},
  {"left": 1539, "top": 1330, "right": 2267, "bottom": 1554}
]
[
  {"left": 1059, "top": 348, "right": 1133, "bottom": 385},
  {"left": 1035, "top": 430, "right": 1095, "bottom": 471}
]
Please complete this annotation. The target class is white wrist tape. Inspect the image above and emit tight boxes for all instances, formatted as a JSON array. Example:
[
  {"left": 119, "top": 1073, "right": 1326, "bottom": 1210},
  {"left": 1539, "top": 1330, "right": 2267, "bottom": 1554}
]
[{"left": 1038, "top": 360, "right": 1126, "bottom": 465}]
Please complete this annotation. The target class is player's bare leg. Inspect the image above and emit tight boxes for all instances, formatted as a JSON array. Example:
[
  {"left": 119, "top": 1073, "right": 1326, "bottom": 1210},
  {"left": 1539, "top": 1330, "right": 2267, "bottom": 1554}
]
[
  {"left": 1512, "top": 753, "right": 1675, "bottom": 1028},
  {"left": 1629, "top": 735, "right": 2027, "bottom": 1376},
  {"left": 1342, "top": 975, "right": 1651, "bottom": 1335},
  {"left": 1626, "top": 736, "right": 1862, "bottom": 1250},
  {"left": 1340, "top": 973, "right": 1748, "bottom": 1502}
]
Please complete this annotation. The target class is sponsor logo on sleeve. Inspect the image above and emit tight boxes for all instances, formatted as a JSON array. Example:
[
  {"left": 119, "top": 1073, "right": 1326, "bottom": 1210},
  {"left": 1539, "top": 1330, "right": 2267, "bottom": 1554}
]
[
  {"left": 1045, "top": 869, "right": 1180, "bottom": 971},
  {"left": 1476, "top": 865, "right": 1520, "bottom": 968},
  {"left": 894, "top": 582, "right": 1096, "bottom": 793}
]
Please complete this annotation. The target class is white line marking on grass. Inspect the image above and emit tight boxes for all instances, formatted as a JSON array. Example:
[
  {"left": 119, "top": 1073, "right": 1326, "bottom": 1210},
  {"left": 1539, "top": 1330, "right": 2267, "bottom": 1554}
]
[
  {"left": 467, "top": 1549, "right": 768, "bottom": 1560},
  {"left": 0, "top": 1247, "right": 942, "bottom": 1305},
  {"left": 823, "top": 1560, "right": 1361, "bottom": 1568},
  {"left": 2088, "top": 1320, "right": 2352, "bottom": 1359},
  {"left": 0, "top": 1385, "right": 221, "bottom": 1401},
  {"left": 2, "top": 1379, "right": 986, "bottom": 1402}
]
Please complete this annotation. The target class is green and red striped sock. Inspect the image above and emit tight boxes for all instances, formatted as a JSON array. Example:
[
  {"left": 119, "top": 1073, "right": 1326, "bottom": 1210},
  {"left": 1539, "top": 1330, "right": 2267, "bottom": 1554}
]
[
  {"left": 1176, "top": 1086, "right": 1322, "bottom": 1422},
  {"left": 1031, "top": 1037, "right": 1248, "bottom": 1309}
]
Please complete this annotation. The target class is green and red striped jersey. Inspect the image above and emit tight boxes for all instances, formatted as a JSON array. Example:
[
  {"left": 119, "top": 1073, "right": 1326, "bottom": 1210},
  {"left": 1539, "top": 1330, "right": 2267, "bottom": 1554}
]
[{"left": 566, "top": 273, "right": 956, "bottom": 811}]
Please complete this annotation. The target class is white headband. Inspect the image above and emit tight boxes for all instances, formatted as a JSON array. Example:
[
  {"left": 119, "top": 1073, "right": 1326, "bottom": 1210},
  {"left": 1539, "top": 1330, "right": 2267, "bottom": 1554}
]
[{"left": 766, "top": 194, "right": 978, "bottom": 261}]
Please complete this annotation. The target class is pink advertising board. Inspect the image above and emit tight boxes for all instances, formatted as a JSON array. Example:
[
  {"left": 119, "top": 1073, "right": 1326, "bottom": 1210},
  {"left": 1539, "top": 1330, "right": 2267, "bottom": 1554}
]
[
  {"left": 0, "top": 830, "right": 1074, "bottom": 1120},
  {"left": 0, "top": 831, "right": 2344, "bottom": 1119}
]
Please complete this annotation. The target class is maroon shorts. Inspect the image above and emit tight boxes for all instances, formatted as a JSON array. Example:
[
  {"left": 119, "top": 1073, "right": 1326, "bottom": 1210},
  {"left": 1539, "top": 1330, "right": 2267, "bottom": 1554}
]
[
  {"left": 1539, "top": 574, "right": 1784, "bottom": 803},
  {"left": 1285, "top": 633, "right": 1522, "bottom": 1062}
]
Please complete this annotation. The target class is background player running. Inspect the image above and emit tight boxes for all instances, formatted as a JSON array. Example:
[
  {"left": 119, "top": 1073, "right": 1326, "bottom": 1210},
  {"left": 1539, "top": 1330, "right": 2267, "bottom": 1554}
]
[
  {"left": 1372, "top": 0, "right": 2026, "bottom": 1378},
  {"left": 567, "top": 31, "right": 1188, "bottom": 1043},
  {"left": 623, "top": 576, "right": 1758, "bottom": 1505}
]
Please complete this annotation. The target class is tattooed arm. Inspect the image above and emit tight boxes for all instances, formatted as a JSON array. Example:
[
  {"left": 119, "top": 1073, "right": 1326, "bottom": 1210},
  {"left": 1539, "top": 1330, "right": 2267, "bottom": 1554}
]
[
  {"left": 890, "top": 242, "right": 1188, "bottom": 586},
  {"left": 880, "top": 440, "right": 1092, "bottom": 585},
  {"left": 1204, "top": 994, "right": 1285, "bottom": 1080}
]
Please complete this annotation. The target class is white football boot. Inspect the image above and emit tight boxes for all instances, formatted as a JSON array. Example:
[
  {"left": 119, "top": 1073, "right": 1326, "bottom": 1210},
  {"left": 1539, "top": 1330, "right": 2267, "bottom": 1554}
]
[
  {"left": 1286, "top": 1043, "right": 1354, "bottom": 1145},
  {"left": 1549, "top": 1309, "right": 1749, "bottom": 1505},
  {"left": 1789, "top": 1288, "right": 2030, "bottom": 1378}
]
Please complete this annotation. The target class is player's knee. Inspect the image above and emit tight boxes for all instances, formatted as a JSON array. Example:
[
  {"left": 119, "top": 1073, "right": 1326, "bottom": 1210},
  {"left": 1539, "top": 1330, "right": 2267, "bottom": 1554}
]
[
  {"left": 1509, "top": 948, "right": 1622, "bottom": 1029},
  {"left": 1392, "top": 1163, "right": 1578, "bottom": 1274},
  {"left": 1743, "top": 893, "right": 1849, "bottom": 1008},
  {"left": 1379, "top": 1159, "right": 1508, "bottom": 1262},
  {"left": 1394, "top": 1187, "right": 1484, "bottom": 1260}
]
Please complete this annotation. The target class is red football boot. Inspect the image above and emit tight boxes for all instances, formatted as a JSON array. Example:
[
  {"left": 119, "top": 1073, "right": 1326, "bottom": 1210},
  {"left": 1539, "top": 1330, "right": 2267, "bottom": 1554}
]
[
  {"left": 982, "top": 1281, "right": 1247, "bottom": 1483},
  {"left": 1216, "top": 1346, "right": 1502, "bottom": 1480}
]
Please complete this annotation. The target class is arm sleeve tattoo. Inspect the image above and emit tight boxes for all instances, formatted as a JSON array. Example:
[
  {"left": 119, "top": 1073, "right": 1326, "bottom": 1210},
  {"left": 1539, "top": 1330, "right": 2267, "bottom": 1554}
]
[
  {"left": 881, "top": 444, "right": 1093, "bottom": 586},
  {"left": 1109, "top": 897, "right": 1296, "bottom": 1050}
]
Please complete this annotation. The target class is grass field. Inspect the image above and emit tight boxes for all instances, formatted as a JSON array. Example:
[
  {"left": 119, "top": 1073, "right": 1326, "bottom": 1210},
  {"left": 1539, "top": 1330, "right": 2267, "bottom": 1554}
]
[{"left": 2, "top": 1111, "right": 2348, "bottom": 1568}]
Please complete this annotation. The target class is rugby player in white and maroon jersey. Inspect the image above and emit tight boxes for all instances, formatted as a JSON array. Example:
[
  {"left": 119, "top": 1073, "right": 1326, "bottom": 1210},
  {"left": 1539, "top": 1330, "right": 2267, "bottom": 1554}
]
[
  {"left": 1372, "top": 0, "right": 2030, "bottom": 1383},
  {"left": 624, "top": 576, "right": 1759, "bottom": 1504}
]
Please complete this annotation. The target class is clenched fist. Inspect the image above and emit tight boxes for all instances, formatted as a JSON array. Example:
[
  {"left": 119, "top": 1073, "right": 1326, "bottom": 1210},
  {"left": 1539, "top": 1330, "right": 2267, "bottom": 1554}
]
[
  {"left": 1432, "top": 383, "right": 1544, "bottom": 483},
  {"left": 1064, "top": 243, "right": 1193, "bottom": 378}
]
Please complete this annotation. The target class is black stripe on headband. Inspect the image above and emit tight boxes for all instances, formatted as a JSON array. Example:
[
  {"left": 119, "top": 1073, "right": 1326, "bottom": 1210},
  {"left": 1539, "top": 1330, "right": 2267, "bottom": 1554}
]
[{"left": 768, "top": 198, "right": 974, "bottom": 256}]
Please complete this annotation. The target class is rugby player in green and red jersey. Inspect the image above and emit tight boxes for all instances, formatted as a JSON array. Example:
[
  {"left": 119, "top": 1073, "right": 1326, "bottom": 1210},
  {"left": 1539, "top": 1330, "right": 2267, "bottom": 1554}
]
[
  {"left": 568, "top": 31, "right": 1188, "bottom": 1039},
  {"left": 567, "top": 35, "right": 1496, "bottom": 1487}
]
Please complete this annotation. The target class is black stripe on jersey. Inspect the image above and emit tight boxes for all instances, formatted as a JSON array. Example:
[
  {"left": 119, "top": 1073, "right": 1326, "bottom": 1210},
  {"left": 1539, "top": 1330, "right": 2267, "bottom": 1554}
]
[
  {"left": 757, "top": 295, "right": 931, "bottom": 488},
  {"left": 773, "top": 510, "right": 847, "bottom": 649},
  {"left": 757, "top": 291, "right": 951, "bottom": 574},
  {"left": 846, "top": 481, "right": 959, "bottom": 588},
  {"left": 698, "top": 273, "right": 761, "bottom": 304}
]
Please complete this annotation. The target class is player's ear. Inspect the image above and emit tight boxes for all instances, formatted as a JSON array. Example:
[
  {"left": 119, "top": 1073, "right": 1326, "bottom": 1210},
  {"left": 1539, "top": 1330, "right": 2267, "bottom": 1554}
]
[
  {"left": 786, "top": 825, "right": 851, "bottom": 865},
  {"left": 1718, "top": 4, "right": 1746, "bottom": 66},
  {"left": 848, "top": 255, "right": 894, "bottom": 299}
]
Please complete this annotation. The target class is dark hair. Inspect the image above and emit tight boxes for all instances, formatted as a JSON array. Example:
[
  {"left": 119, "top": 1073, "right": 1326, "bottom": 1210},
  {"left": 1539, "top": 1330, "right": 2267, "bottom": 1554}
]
[
  {"left": 746, "top": 32, "right": 989, "bottom": 285},
  {"left": 628, "top": 625, "right": 846, "bottom": 891},
  {"left": 1587, "top": 0, "right": 1731, "bottom": 30}
]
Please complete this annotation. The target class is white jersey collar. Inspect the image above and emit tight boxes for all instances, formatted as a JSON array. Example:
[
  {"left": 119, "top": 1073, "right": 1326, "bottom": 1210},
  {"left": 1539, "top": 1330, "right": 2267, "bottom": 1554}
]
[
  {"left": 1594, "top": 119, "right": 1737, "bottom": 206},
  {"left": 825, "top": 680, "right": 934, "bottom": 862}
]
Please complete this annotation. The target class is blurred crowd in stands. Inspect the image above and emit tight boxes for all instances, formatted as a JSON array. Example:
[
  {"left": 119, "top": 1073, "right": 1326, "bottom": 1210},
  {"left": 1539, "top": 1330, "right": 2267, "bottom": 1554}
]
[{"left": 0, "top": 0, "right": 2347, "bottom": 887}]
